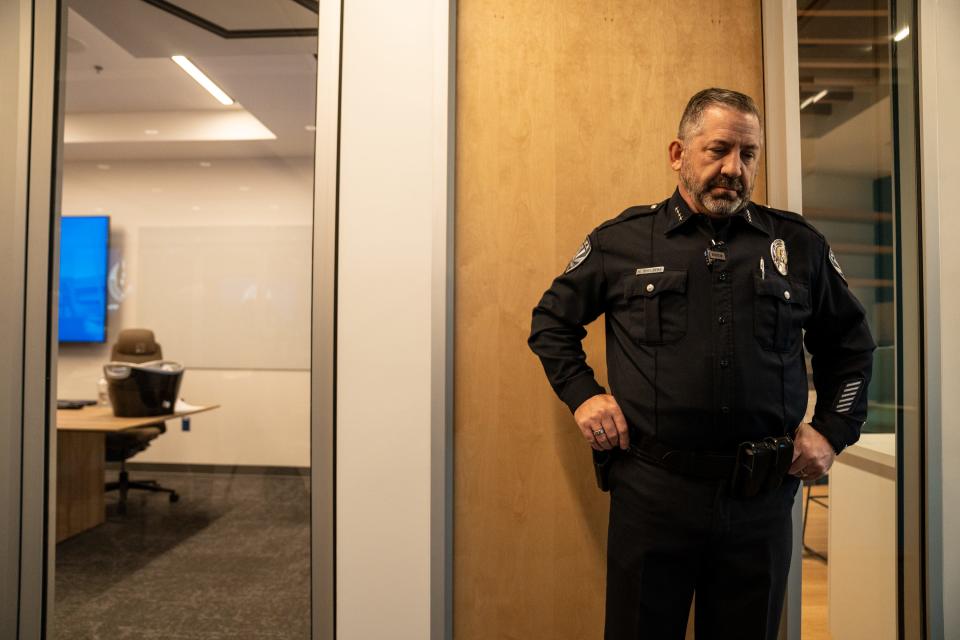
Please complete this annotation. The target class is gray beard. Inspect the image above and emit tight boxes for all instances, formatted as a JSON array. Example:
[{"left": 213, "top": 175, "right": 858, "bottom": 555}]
[{"left": 680, "top": 162, "right": 753, "bottom": 217}]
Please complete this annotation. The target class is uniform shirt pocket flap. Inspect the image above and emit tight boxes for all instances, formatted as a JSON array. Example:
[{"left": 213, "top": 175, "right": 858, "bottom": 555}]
[
  {"left": 754, "top": 276, "right": 809, "bottom": 306},
  {"left": 626, "top": 270, "right": 688, "bottom": 299}
]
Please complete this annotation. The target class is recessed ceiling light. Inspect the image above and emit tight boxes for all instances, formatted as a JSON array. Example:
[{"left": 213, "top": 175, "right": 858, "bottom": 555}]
[
  {"left": 151, "top": 187, "right": 163, "bottom": 193},
  {"left": 96, "top": 164, "right": 110, "bottom": 170},
  {"left": 191, "top": 205, "right": 201, "bottom": 211},
  {"left": 800, "top": 89, "right": 828, "bottom": 111},
  {"left": 144, "top": 129, "right": 159, "bottom": 135},
  {"left": 239, "top": 186, "right": 250, "bottom": 192},
  {"left": 199, "top": 161, "right": 212, "bottom": 167},
  {"left": 304, "top": 124, "right": 317, "bottom": 131},
  {"left": 171, "top": 55, "right": 234, "bottom": 106},
  {"left": 893, "top": 26, "right": 910, "bottom": 42}
]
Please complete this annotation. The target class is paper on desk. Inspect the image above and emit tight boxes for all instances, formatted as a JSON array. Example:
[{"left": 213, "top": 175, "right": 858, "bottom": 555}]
[{"left": 174, "top": 399, "right": 205, "bottom": 413}]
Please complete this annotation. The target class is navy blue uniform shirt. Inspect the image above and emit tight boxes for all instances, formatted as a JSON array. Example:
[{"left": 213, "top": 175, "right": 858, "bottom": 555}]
[{"left": 529, "top": 189, "right": 876, "bottom": 454}]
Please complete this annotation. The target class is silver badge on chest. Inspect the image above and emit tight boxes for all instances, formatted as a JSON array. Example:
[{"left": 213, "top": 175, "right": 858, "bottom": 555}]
[{"left": 770, "top": 239, "right": 788, "bottom": 276}]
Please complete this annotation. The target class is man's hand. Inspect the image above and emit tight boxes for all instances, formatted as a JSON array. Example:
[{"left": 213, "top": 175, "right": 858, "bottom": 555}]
[
  {"left": 788, "top": 423, "right": 836, "bottom": 482},
  {"left": 574, "top": 394, "right": 630, "bottom": 451}
]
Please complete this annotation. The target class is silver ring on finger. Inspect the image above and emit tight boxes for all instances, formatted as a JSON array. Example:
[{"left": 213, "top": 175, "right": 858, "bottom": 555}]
[{"left": 593, "top": 429, "right": 606, "bottom": 437}]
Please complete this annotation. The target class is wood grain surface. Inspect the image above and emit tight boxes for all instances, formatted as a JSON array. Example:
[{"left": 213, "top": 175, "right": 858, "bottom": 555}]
[
  {"left": 56, "top": 431, "right": 105, "bottom": 543},
  {"left": 56, "top": 404, "right": 219, "bottom": 432},
  {"left": 455, "top": 1, "right": 767, "bottom": 637},
  {"left": 802, "top": 486, "right": 832, "bottom": 640}
]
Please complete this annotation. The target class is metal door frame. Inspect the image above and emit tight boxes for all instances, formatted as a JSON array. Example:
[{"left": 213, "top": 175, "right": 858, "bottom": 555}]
[
  {"left": 312, "top": 1, "right": 342, "bottom": 638},
  {"left": 0, "top": 0, "right": 63, "bottom": 637},
  {"left": 761, "top": 0, "right": 931, "bottom": 638},
  {"left": 760, "top": 2, "right": 804, "bottom": 635},
  {"left": 1, "top": 0, "right": 344, "bottom": 637}
]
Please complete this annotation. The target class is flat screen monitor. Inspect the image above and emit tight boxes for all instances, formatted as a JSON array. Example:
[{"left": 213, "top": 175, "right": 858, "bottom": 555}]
[{"left": 59, "top": 216, "right": 109, "bottom": 343}]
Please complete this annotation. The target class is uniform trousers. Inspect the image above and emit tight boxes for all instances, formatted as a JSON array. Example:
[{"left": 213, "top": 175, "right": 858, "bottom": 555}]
[{"left": 604, "top": 450, "right": 800, "bottom": 640}]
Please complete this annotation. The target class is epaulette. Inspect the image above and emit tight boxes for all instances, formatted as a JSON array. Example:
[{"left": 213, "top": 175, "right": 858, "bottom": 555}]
[
  {"left": 596, "top": 199, "right": 667, "bottom": 231},
  {"left": 753, "top": 202, "right": 826, "bottom": 240}
]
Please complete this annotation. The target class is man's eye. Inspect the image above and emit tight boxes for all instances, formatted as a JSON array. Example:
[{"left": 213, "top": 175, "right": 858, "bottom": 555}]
[{"left": 742, "top": 152, "right": 756, "bottom": 161}]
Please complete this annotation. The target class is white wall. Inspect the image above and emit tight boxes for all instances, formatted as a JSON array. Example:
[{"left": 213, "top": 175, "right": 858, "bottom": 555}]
[
  {"left": 335, "top": 0, "right": 450, "bottom": 638},
  {"left": 920, "top": 0, "right": 960, "bottom": 635},
  {"left": 933, "top": 8, "right": 960, "bottom": 637},
  {"left": 59, "top": 157, "right": 313, "bottom": 467},
  {"left": 799, "top": 96, "right": 893, "bottom": 179}
]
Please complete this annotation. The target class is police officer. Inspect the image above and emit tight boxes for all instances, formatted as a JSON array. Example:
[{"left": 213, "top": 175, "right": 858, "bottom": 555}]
[{"left": 528, "top": 88, "right": 875, "bottom": 639}]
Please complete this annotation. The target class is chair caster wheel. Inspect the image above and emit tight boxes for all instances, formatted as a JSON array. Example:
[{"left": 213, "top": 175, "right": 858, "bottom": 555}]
[{"left": 170, "top": 493, "right": 180, "bottom": 503}]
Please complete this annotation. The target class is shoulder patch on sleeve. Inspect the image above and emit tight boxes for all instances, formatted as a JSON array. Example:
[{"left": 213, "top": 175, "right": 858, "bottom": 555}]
[
  {"left": 564, "top": 236, "right": 592, "bottom": 273},
  {"left": 828, "top": 247, "right": 847, "bottom": 282},
  {"left": 832, "top": 378, "right": 864, "bottom": 413}
]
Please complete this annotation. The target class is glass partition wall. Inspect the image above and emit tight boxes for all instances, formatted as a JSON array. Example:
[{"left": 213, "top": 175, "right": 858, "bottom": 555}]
[
  {"left": 795, "top": 0, "right": 923, "bottom": 638},
  {"left": 52, "top": 2, "right": 323, "bottom": 638}
]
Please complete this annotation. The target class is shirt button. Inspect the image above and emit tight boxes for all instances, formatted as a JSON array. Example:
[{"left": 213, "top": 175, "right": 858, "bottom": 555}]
[
  {"left": 784, "top": 290, "right": 791, "bottom": 300},
  {"left": 719, "top": 273, "right": 728, "bottom": 281},
  {"left": 720, "top": 359, "right": 729, "bottom": 368},
  {"left": 646, "top": 283, "right": 655, "bottom": 293},
  {"left": 721, "top": 406, "right": 731, "bottom": 415},
  {"left": 718, "top": 315, "right": 726, "bottom": 324}
]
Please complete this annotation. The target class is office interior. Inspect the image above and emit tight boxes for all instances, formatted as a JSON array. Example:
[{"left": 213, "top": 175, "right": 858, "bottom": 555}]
[
  {"left": 2, "top": 0, "right": 958, "bottom": 639},
  {"left": 53, "top": 1, "right": 317, "bottom": 637}
]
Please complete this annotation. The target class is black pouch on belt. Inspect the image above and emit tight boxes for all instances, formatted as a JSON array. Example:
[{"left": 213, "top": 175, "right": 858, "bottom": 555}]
[
  {"left": 731, "top": 440, "right": 775, "bottom": 498},
  {"left": 731, "top": 436, "right": 795, "bottom": 498},
  {"left": 592, "top": 448, "right": 619, "bottom": 492},
  {"left": 762, "top": 435, "right": 795, "bottom": 493}
]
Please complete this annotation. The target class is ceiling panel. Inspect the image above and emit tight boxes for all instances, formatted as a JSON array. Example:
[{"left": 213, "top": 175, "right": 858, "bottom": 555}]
[
  {"left": 173, "top": 0, "right": 318, "bottom": 31},
  {"left": 64, "top": 5, "right": 317, "bottom": 160},
  {"left": 69, "top": 0, "right": 316, "bottom": 58}
]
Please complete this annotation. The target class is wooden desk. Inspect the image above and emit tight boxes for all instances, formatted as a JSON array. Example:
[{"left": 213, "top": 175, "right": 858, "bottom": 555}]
[
  {"left": 828, "top": 433, "right": 896, "bottom": 640},
  {"left": 56, "top": 403, "right": 217, "bottom": 542}
]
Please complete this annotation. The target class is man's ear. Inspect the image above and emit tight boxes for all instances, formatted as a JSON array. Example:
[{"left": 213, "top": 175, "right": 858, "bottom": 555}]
[{"left": 668, "top": 139, "right": 683, "bottom": 171}]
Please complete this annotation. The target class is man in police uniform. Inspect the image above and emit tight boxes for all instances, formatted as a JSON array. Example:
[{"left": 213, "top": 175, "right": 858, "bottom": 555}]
[{"left": 528, "top": 88, "right": 875, "bottom": 639}]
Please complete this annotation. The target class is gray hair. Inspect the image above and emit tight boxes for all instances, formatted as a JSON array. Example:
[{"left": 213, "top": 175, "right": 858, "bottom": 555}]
[{"left": 677, "top": 88, "right": 763, "bottom": 141}]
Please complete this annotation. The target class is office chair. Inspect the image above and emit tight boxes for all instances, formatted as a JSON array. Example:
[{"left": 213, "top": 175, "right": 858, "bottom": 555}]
[{"left": 105, "top": 328, "right": 180, "bottom": 514}]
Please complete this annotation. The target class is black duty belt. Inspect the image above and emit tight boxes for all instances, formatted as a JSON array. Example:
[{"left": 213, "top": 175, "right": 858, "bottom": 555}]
[
  {"left": 628, "top": 435, "right": 736, "bottom": 481},
  {"left": 592, "top": 434, "right": 795, "bottom": 497}
]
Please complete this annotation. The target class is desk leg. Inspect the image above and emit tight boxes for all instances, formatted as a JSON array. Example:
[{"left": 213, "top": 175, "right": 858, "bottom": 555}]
[{"left": 56, "top": 431, "right": 105, "bottom": 543}]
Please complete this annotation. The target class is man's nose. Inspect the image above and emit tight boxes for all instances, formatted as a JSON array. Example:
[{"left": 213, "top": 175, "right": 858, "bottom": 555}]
[{"left": 721, "top": 151, "right": 743, "bottom": 177}]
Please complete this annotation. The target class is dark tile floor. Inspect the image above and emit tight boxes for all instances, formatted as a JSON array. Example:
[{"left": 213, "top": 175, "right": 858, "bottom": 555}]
[{"left": 55, "top": 469, "right": 311, "bottom": 640}]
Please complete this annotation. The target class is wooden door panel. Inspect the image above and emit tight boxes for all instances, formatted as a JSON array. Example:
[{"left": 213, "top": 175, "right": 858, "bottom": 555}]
[{"left": 456, "top": 2, "right": 766, "bottom": 637}]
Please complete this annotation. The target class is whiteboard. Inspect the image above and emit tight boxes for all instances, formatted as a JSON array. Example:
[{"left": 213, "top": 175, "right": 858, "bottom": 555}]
[{"left": 138, "top": 225, "right": 312, "bottom": 370}]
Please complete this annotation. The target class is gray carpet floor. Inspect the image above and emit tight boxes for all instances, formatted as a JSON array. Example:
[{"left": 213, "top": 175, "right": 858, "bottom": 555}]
[{"left": 55, "top": 469, "right": 311, "bottom": 640}]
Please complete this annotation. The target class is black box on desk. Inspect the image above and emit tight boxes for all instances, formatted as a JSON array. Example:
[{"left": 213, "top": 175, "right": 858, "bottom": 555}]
[{"left": 104, "top": 361, "right": 184, "bottom": 417}]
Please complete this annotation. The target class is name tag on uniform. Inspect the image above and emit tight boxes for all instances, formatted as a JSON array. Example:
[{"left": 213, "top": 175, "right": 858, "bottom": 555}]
[
  {"left": 705, "top": 249, "right": 727, "bottom": 263},
  {"left": 636, "top": 266, "right": 664, "bottom": 275}
]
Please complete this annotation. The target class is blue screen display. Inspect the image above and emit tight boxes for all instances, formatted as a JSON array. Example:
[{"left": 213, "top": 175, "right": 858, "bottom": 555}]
[{"left": 59, "top": 216, "right": 109, "bottom": 343}]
